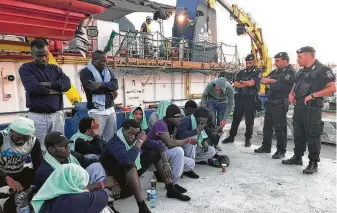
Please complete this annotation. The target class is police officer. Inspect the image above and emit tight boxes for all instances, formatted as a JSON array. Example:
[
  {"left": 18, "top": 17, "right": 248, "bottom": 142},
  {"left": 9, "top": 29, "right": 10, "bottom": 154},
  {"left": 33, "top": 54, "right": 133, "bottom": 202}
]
[
  {"left": 222, "top": 54, "right": 262, "bottom": 147},
  {"left": 282, "top": 46, "right": 336, "bottom": 174},
  {"left": 254, "top": 52, "right": 295, "bottom": 159}
]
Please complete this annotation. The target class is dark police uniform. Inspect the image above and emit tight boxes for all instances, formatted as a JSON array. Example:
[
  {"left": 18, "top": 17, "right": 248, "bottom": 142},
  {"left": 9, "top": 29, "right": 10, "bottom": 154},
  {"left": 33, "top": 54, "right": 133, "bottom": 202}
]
[
  {"left": 225, "top": 54, "right": 261, "bottom": 146},
  {"left": 255, "top": 55, "right": 295, "bottom": 157},
  {"left": 282, "top": 46, "right": 336, "bottom": 174}
]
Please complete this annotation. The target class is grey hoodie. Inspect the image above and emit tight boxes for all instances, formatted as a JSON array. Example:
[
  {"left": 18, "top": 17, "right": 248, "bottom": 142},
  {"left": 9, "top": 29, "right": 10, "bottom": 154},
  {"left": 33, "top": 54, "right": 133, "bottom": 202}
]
[{"left": 201, "top": 77, "right": 234, "bottom": 121}]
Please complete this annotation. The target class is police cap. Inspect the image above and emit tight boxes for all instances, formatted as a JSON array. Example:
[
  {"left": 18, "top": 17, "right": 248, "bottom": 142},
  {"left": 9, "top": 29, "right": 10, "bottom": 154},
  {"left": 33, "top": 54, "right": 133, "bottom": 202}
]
[
  {"left": 274, "top": 52, "right": 289, "bottom": 61},
  {"left": 245, "top": 54, "right": 255, "bottom": 61},
  {"left": 296, "top": 46, "right": 315, "bottom": 54}
]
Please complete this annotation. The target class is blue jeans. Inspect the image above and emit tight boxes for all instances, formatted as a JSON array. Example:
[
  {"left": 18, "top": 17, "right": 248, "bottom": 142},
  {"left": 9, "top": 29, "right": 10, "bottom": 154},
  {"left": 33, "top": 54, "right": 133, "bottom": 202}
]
[{"left": 206, "top": 101, "right": 226, "bottom": 126}]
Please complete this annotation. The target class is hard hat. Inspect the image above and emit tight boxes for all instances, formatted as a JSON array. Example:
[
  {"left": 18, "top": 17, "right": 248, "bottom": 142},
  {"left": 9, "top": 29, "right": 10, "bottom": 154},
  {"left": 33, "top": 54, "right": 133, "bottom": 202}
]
[{"left": 146, "top": 16, "right": 153, "bottom": 20}]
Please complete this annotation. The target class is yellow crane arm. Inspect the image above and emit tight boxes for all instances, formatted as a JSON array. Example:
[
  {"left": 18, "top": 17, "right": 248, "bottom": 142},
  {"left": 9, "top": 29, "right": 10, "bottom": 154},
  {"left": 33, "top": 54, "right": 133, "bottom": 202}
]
[{"left": 216, "top": 0, "right": 272, "bottom": 94}]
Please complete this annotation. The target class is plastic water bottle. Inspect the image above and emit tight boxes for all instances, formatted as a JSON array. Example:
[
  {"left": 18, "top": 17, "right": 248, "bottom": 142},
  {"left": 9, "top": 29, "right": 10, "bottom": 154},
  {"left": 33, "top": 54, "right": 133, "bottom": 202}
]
[
  {"left": 149, "top": 187, "right": 157, "bottom": 208},
  {"left": 14, "top": 191, "right": 30, "bottom": 213}
]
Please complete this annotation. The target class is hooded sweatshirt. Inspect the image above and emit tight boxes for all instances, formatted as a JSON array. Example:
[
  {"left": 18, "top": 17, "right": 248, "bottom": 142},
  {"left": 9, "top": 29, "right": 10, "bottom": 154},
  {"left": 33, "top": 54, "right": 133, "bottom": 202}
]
[
  {"left": 128, "top": 106, "right": 148, "bottom": 131},
  {"left": 201, "top": 77, "right": 234, "bottom": 121}
]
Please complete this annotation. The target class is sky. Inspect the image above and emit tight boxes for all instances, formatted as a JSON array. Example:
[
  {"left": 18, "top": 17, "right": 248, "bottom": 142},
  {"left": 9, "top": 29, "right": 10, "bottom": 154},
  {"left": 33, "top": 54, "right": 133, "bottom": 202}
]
[{"left": 126, "top": 0, "right": 337, "bottom": 66}]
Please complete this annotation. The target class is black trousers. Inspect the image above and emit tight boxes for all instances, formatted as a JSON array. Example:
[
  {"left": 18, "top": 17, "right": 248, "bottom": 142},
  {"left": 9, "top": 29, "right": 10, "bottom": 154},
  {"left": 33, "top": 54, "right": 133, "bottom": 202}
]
[
  {"left": 293, "top": 104, "right": 323, "bottom": 162},
  {"left": 0, "top": 168, "right": 35, "bottom": 213},
  {"left": 262, "top": 101, "right": 288, "bottom": 152},
  {"left": 112, "top": 150, "right": 160, "bottom": 199},
  {"left": 229, "top": 94, "right": 256, "bottom": 139}
]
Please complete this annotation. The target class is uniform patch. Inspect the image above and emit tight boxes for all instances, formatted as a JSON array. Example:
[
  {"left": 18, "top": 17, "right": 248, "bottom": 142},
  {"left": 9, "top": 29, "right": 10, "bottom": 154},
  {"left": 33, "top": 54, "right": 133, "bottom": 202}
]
[
  {"left": 285, "top": 74, "right": 290, "bottom": 80},
  {"left": 326, "top": 70, "right": 334, "bottom": 79},
  {"left": 258, "top": 73, "right": 262, "bottom": 78}
]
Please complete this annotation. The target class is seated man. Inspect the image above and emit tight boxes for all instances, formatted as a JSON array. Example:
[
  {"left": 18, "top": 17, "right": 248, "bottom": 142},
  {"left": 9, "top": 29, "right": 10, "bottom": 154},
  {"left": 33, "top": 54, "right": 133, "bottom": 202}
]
[
  {"left": 181, "top": 100, "right": 197, "bottom": 116},
  {"left": 102, "top": 120, "right": 190, "bottom": 213},
  {"left": 176, "top": 107, "right": 217, "bottom": 171},
  {"left": 129, "top": 106, "right": 148, "bottom": 132},
  {"left": 70, "top": 117, "right": 104, "bottom": 160},
  {"left": 35, "top": 132, "right": 119, "bottom": 199},
  {"left": 0, "top": 117, "right": 42, "bottom": 212},
  {"left": 147, "top": 104, "right": 199, "bottom": 179}
]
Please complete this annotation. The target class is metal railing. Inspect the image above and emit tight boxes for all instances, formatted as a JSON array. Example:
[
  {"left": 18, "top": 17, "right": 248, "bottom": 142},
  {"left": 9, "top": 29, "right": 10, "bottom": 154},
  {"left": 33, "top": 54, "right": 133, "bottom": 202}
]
[{"left": 108, "top": 30, "right": 241, "bottom": 66}]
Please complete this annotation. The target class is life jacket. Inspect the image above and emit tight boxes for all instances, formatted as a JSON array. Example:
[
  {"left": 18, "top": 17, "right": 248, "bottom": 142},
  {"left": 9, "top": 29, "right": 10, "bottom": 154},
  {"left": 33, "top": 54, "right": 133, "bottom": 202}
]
[{"left": 143, "top": 21, "right": 151, "bottom": 33}]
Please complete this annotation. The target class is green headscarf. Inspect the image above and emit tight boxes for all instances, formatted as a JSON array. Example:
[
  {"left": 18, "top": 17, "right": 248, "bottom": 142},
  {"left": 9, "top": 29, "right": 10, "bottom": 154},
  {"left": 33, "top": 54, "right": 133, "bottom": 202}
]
[
  {"left": 190, "top": 115, "right": 208, "bottom": 145},
  {"left": 157, "top": 100, "right": 172, "bottom": 120},
  {"left": 69, "top": 131, "right": 93, "bottom": 151},
  {"left": 128, "top": 106, "right": 148, "bottom": 130},
  {"left": 116, "top": 128, "right": 142, "bottom": 170},
  {"left": 32, "top": 164, "right": 89, "bottom": 213},
  {"left": 44, "top": 151, "right": 80, "bottom": 170}
]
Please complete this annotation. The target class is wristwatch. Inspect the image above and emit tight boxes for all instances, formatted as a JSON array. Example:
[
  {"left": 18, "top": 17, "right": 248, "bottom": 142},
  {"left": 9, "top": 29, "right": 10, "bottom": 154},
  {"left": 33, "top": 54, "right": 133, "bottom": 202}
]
[{"left": 310, "top": 94, "right": 315, "bottom": 99}]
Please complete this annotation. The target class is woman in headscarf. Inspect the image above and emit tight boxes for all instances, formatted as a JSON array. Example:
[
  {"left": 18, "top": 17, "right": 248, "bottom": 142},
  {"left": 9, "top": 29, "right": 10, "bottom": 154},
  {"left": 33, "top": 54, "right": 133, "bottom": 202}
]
[{"left": 32, "top": 164, "right": 110, "bottom": 213}]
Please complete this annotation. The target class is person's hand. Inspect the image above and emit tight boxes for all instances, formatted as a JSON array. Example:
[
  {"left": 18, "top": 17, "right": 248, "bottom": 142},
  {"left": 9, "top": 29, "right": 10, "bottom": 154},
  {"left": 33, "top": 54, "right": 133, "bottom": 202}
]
[
  {"left": 110, "top": 184, "right": 121, "bottom": 198},
  {"left": 219, "top": 120, "right": 226, "bottom": 128},
  {"left": 6, "top": 176, "right": 24, "bottom": 192},
  {"left": 202, "top": 140, "right": 209, "bottom": 152},
  {"left": 304, "top": 95, "right": 314, "bottom": 105},
  {"left": 112, "top": 91, "right": 118, "bottom": 100},
  {"left": 40, "top": 82, "right": 51, "bottom": 88},
  {"left": 163, "top": 163, "right": 173, "bottom": 180},
  {"left": 197, "top": 124, "right": 206, "bottom": 132},
  {"left": 87, "top": 81, "right": 102, "bottom": 90},
  {"left": 188, "top": 137, "right": 198, "bottom": 145},
  {"left": 289, "top": 93, "right": 295, "bottom": 104},
  {"left": 137, "top": 132, "right": 147, "bottom": 143},
  {"left": 103, "top": 176, "right": 117, "bottom": 188}
]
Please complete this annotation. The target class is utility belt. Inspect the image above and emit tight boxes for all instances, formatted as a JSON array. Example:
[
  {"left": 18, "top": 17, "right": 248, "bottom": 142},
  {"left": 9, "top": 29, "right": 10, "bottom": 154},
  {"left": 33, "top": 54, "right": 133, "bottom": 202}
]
[{"left": 265, "top": 97, "right": 288, "bottom": 106}]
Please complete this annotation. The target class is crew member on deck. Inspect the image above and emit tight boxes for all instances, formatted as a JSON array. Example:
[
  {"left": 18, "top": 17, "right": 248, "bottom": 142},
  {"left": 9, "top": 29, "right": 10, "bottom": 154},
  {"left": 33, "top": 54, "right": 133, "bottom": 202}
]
[
  {"left": 223, "top": 54, "right": 262, "bottom": 147},
  {"left": 19, "top": 39, "right": 71, "bottom": 153},
  {"left": 140, "top": 16, "right": 153, "bottom": 33},
  {"left": 282, "top": 46, "right": 336, "bottom": 174},
  {"left": 254, "top": 52, "right": 295, "bottom": 159}
]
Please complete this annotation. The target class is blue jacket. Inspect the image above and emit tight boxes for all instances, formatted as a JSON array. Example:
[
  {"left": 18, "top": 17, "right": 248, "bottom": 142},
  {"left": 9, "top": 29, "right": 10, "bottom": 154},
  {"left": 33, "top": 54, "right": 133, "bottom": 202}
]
[
  {"left": 34, "top": 151, "right": 96, "bottom": 191},
  {"left": 101, "top": 135, "right": 165, "bottom": 175},
  {"left": 19, "top": 62, "right": 71, "bottom": 113},
  {"left": 175, "top": 116, "right": 198, "bottom": 140}
]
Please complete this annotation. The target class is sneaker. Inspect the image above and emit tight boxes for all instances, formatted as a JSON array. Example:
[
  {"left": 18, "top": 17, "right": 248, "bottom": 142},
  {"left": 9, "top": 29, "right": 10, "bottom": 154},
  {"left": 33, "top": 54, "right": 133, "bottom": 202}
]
[
  {"left": 272, "top": 151, "right": 286, "bottom": 159},
  {"left": 222, "top": 136, "right": 234, "bottom": 144},
  {"left": 254, "top": 146, "right": 271, "bottom": 153},
  {"left": 183, "top": 171, "right": 199, "bottom": 179},
  {"left": 282, "top": 155, "right": 303, "bottom": 165}
]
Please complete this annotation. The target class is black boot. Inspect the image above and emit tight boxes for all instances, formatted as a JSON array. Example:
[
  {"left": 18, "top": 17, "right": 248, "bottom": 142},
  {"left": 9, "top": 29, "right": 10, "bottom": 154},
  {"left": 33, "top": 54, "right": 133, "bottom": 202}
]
[
  {"left": 282, "top": 155, "right": 303, "bottom": 165},
  {"left": 303, "top": 161, "right": 318, "bottom": 174},
  {"left": 245, "top": 138, "right": 251, "bottom": 147},
  {"left": 137, "top": 200, "right": 151, "bottom": 213},
  {"left": 222, "top": 136, "right": 234, "bottom": 144},
  {"left": 166, "top": 183, "right": 191, "bottom": 201},
  {"left": 183, "top": 171, "right": 199, "bottom": 179},
  {"left": 174, "top": 184, "right": 187, "bottom": 193},
  {"left": 272, "top": 151, "right": 286, "bottom": 159},
  {"left": 254, "top": 146, "right": 271, "bottom": 153}
]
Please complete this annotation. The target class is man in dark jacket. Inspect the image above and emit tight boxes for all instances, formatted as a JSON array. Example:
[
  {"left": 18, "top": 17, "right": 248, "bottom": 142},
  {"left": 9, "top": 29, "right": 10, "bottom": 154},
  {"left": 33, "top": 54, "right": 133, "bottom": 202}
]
[
  {"left": 176, "top": 107, "right": 216, "bottom": 169},
  {"left": 69, "top": 117, "right": 105, "bottom": 160},
  {"left": 102, "top": 119, "right": 190, "bottom": 213},
  {"left": 80, "top": 50, "right": 119, "bottom": 141},
  {"left": 19, "top": 39, "right": 71, "bottom": 153},
  {"left": 34, "top": 132, "right": 118, "bottom": 198}
]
